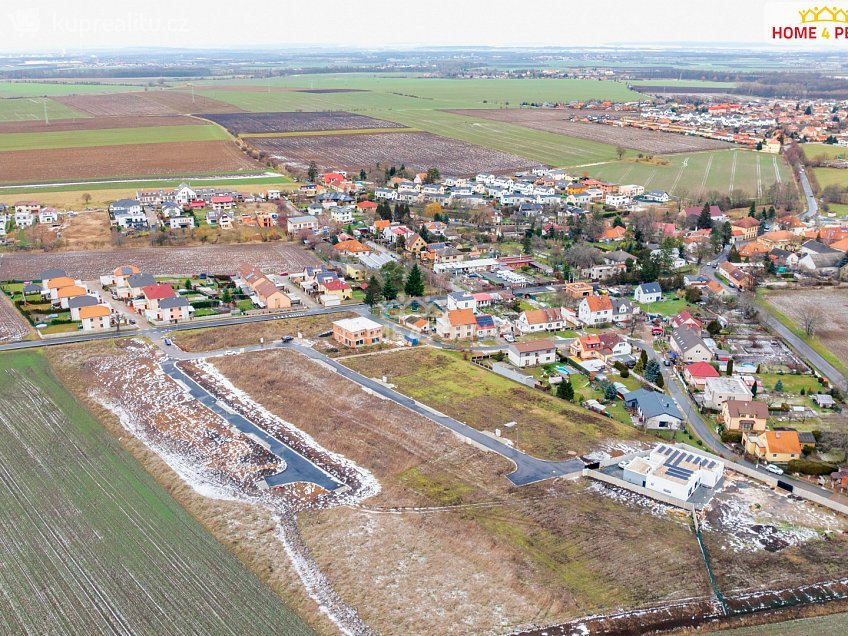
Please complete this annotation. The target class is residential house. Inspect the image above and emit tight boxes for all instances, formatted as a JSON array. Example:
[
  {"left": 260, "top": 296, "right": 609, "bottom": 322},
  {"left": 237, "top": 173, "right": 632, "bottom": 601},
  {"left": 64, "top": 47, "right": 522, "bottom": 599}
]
[
  {"left": 670, "top": 326, "right": 713, "bottom": 364},
  {"left": 334, "top": 239, "right": 371, "bottom": 256},
  {"left": 447, "top": 292, "right": 477, "bottom": 311},
  {"left": 329, "top": 206, "right": 354, "bottom": 223},
  {"left": 610, "top": 297, "right": 636, "bottom": 324},
  {"left": 717, "top": 262, "right": 754, "bottom": 290},
  {"left": 474, "top": 314, "right": 498, "bottom": 339},
  {"left": 436, "top": 308, "right": 477, "bottom": 340},
  {"left": 759, "top": 230, "right": 801, "bottom": 251},
  {"left": 564, "top": 281, "right": 593, "bottom": 299},
  {"left": 683, "top": 362, "right": 720, "bottom": 390},
  {"left": 732, "top": 216, "right": 760, "bottom": 241},
  {"left": 743, "top": 429, "right": 801, "bottom": 464},
  {"left": 118, "top": 273, "right": 156, "bottom": 299},
  {"left": 255, "top": 279, "right": 292, "bottom": 309},
  {"left": 79, "top": 304, "right": 113, "bottom": 331},
  {"left": 516, "top": 307, "right": 565, "bottom": 333},
  {"left": 722, "top": 399, "right": 769, "bottom": 432},
  {"left": 319, "top": 278, "right": 352, "bottom": 303},
  {"left": 578, "top": 295, "right": 613, "bottom": 326},
  {"left": 137, "top": 283, "right": 177, "bottom": 316},
  {"left": 333, "top": 317, "right": 383, "bottom": 348},
  {"left": 670, "top": 310, "right": 704, "bottom": 331},
  {"left": 56, "top": 284, "right": 88, "bottom": 309},
  {"left": 634, "top": 282, "right": 662, "bottom": 304},
  {"left": 508, "top": 339, "right": 557, "bottom": 368},
  {"left": 287, "top": 215, "right": 319, "bottom": 234},
  {"left": 623, "top": 389, "right": 683, "bottom": 430},
  {"left": 67, "top": 294, "right": 102, "bottom": 321},
  {"left": 14, "top": 209, "right": 34, "bottom": 228},
  {"left": 703, "top": 376, "right": 752, "bottom": 410},
  {"left": 153, "top": 297, "right": 194, "bottom": 323}
]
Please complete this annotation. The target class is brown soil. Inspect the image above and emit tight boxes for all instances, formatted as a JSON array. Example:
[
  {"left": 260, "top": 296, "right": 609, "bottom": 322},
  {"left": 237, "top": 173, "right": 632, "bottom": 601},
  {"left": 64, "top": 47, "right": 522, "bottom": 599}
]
[
  {"left": 0, "top": 115, "right": 203, "bottom": 134},
  {"left": 54, "top": 91, "right": 243, "bottom": 117},
  {"left": 764, "top": 288, "right": 848, "bottom": 365},
  {"left": 0, "top": 140, "right": 261, "bottom": 184},
  {"left": 58, "top": 211, "right": 113, "bottom": 250}
]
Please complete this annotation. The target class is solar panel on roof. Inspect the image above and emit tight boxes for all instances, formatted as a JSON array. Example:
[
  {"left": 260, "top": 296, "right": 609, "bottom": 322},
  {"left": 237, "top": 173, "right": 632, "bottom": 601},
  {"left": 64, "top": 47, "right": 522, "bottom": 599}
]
[
  {"left": 667, "top": 450, "right": 679, "bottom": 463},
  {"left": 707, "top": 461, "right": 716, "bottom": 469},
  {"left": 665, "top": 466, "right": 694, "bottom": 480},
  {"left": 664, "top": 446, "right": 673, "bottom": 456}
]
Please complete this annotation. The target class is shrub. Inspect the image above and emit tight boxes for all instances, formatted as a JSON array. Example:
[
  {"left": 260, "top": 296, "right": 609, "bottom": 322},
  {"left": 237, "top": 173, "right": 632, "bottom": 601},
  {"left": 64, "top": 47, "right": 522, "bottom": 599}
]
[
  {"left": 721, "top": 430, "right": 743, "bottom": 443},
  {"left": 787, "top": 459, "right": 837, "bottom": 476}
]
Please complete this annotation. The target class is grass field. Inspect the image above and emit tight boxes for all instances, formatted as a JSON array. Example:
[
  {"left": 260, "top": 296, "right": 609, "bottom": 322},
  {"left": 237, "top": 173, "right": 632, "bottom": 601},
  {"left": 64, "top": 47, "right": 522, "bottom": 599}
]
[
  {"left": 0, "top": 82, "right": 145, "bottom": 97},
  {"left": 712, "top": 613, "right": 848, "bottom": 635},
  {"left": 628, "top": 79, "right": 737, "bottom": 89},
  {"left": 0, "top": 97, "right": 88, "bottom": 122},
  {"left": 343, "top": 347, "right": 646, "bottom": 459},
  {"left": 802, "top": 143, "right": 848, "bottom": 161},
  {"left": 812, "top": 167, "right": 848, "bottom": 189},
  {"left": 587, "top": 149, "right": 791, "bottom": 200},
  {"left": 0, "top": 350, "right": 311, "bottom": 635},
  {"left": 0, "top": 124, "right": 229, "bottom": 152}
]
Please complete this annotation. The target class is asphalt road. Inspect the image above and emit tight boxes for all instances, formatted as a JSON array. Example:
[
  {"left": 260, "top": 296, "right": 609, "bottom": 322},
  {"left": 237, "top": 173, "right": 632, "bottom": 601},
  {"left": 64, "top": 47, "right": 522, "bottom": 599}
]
[
  {"left": 798, "top": 167, "right": 819, "bottom": 221},
  {"left": 161, "top": 359, "right": 342, "bottom": 492},
  {"left": 283, "top": 342, "right": 585, "bottom": 486}
]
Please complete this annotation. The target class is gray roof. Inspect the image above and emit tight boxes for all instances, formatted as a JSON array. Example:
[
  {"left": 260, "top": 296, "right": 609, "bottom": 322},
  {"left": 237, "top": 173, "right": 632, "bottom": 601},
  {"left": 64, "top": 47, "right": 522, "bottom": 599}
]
[
  {"left": 126, "top": 273, "right": 156, "bottom": 288},
  {"left": 638, "top": 282, "right": 662, "bottom": 294},
  {"left": 801, "top": 240, "right": 839, "bottom": 255},
  {"left": 39, "top": 268, "right": 67, "bottom": 280},
  {"left": 67, "top": 295, "right": 100, "bottom": 309},
  {"left": 605, "top": 250, "right": 635, "bottom": 263},
  {"left": 672, "top": 325, "right": 707, "bottom": 354},
  {"left": 623, "top": 388, "right": 682, "bottom": 420},
  {"left": 159, "top": 297, "right": 191, "bottom": 309}
]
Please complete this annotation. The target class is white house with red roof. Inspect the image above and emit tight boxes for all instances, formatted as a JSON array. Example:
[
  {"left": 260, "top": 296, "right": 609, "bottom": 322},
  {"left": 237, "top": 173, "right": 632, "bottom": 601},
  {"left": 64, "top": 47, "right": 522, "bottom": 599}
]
[{"left": 683, "top": 362, "right": 720, "bottom": 390}]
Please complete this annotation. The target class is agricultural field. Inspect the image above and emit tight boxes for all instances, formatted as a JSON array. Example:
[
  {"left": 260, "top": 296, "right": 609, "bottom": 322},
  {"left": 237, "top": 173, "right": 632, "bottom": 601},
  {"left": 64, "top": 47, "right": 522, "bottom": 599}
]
[
  {"left": 812, "top": 167, "right": 848, "bottom": 189},
  {"left": 53, "top": 90, "right": 242, "bottom": 116},
  {"left": 0, "top": 140, "right": 260, "bottom": 184},
  {"left": 0, "top": 114, "right": 205, "bottom": 134},
  {"left": 200, "top": 110, "right": 406, "bottom": 135},
  {"left": 0, "top": 81, "right": 144, "bottom": 97},
  {"left": 587, "top": 149, "right": 791, "bottom": 200},
  {"left": 251, "top": 130, "right": 540, "bottom": 175},
  {"left": 713, "top": 612, "right": 848, "bottom": 635},
  {"left": 0, "top": 349, "right": 311, "bottom": 635},
  {"left": 0, "top": 292, "right": 31, "bottom": 342},
  {"left": 0, "top": 97, "right": 88, "bottom": 122},
  {"left": 0, "top": 124, "right": 228, "bottom": 152},
  {"left": 761, "top": 288, "right": 848, "bottom": 368},
  {"left": 210, "top": 348, "right": 710, "bottom": 633},
  {"left": 343, "top": 347, "right": 647, "bottom": 459},
  {"left": 447, "top": 108, "right": 732, "bottom": 154},
  {"left": 802, "top": 143, "right": 848, "bottom": 161},
  {"left": 0, "top": 242, "right": 319, "bottom": 280}
]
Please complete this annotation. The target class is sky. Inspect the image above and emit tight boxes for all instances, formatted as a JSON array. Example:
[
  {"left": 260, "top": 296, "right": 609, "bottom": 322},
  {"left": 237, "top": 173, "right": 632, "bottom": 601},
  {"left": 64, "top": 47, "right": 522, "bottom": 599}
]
[{"left": 0, "top": 1, "right": 829, "bottom": 52}]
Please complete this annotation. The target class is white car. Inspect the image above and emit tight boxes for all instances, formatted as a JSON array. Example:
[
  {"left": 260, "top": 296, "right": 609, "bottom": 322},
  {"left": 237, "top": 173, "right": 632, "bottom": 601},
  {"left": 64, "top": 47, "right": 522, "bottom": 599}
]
[{"left": 765, "top": 464, "right": 784, "bottom": 475}]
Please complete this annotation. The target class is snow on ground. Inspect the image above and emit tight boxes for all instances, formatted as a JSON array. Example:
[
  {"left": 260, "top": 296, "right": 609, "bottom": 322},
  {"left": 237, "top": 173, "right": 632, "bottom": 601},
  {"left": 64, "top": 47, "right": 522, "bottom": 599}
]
[
  {"left": 701, "top": 473, "right": 847, "bottom": 553},
  {"left": 587, "top": 481, "right": 689, "bottom": 523}
]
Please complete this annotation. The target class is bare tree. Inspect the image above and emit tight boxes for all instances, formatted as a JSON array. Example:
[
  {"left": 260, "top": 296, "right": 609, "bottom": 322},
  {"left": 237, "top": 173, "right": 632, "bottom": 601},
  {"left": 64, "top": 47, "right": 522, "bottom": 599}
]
[
  {"left": 616, "top": 145, "right": 626, "bottom": 160},
  {"left": 799, "top": 304, "right": 823, "bottom": 337},
  {"left": 564, "top": 244, "right": 604, "bottom": 269}
]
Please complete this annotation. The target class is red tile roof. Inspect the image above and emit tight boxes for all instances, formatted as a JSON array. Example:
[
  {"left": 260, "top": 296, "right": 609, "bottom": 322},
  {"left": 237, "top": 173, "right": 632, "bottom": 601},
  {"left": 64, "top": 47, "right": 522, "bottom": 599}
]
[{"left": 142, "top": 283, "right": 177, "bottom": 300}]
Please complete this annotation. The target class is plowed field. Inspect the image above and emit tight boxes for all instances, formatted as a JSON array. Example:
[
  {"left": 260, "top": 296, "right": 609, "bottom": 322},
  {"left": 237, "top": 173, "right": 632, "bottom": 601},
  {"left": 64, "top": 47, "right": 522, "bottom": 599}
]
[
  {"left": 200, "top": 110, "right": 404, "bottom": 135},
  {"left": 0, "top": 140, "right": 259, "bottom": 184},
  {"left": 55, "top": 91, "right": 242, "bottom": 116},
  {"left": 0, "top": 115, "right": 203, "bottom": 134}
]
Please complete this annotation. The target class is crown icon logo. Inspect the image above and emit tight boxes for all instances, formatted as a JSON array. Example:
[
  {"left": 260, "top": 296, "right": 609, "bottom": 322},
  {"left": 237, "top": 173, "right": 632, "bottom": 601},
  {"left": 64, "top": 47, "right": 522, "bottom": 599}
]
[{"left": 798, "top": 6, "right": 848, "bottom": 22}]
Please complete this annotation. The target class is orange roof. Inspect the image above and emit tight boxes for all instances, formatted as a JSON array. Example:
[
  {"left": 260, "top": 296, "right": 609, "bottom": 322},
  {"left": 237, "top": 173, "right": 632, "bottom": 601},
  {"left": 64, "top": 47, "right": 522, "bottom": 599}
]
[
  {"left": 374, "top": 219, "right": 391, "bottom": 230},
  {"left": 585, "top": 295, "right": 613, "bottom": 312},
  {"left": 79, "top": 304, "right": 111, "bottom": 319},
  {"left": 47, "top": 276, "right": 76, "bottom": 289},
  {"left": 523, "top": 308, "right": 562, "bottom": 325},
  {"left": 738, "top": 241, "right": 770, "bottom": 257},
  {"left": 334, "top": 239, "right": 369, "bottom": 253},
  {"left": 447, "top": 308, "right": 477, "bottom": 326},
  {"left": 733, "top": 216, "right": 760, "bottom": 228},
  {"left": 762, "top": 430, "right": 802, "bottom": 456},
  {"left": 761, "top": 230, "right": 796, "bottom": 242},
  {"left": 601, "top": 227, "right": 626, "bottom": 240},
  {"left": 830, "top": 237, "right": 848, "bottom": 252},
  {"left": 57, "top": 285, "right": 87, "bottom": 298},
  {"left": 112, "top": 264, "right": 140, "bottom": 277},
  {"left": 357, "top": 200, "right": 377, "bottom": 209}
]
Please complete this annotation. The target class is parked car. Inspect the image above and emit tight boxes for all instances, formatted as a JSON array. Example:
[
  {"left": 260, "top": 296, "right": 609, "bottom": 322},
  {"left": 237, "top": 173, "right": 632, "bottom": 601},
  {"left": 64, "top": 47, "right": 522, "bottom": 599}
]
[
  {"left": 765, "top": 464, "right": 784, "bottom": 475},
  {"left": 281, "top": 335, "right": 294, "bottom": 343},
  {"left": 503, "top": 333, "right": 515, "bottom": 343},
  {"left": 163, "top": 337, "right": 172, "bottom": 346}
]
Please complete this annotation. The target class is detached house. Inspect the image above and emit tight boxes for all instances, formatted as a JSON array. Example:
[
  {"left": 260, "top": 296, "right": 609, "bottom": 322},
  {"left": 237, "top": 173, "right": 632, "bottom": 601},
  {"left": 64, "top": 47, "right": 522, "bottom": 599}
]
[
  {"left": 516, "top": 307, "right": 566, "bottom": 333},
  {"left": 722, "top": 400, "right": 768, "bottom": 432},
  {"left": 634, "top": 282, "right": 662, "bottom": 304},
  {"left": 670, "top": 326, "right": 712, "bottom": 364},
  {"left": 436, "top": 308, "right": 477, "bottom": 340},
  {"left": 79, "top": 304, "right": 113, "bottom": 331},
  {"left": 333, "top": 317, "right": 383, "bottom": 348},
  {"left": 744, "top": 429, "right": 801, "bottom": 464},
  {"left": 578, "top": 295, "right": 613, "bottom": 326},
  {"left": 683, "top": 362, "right": 720, "bottom": 390},
  {"left": 623, "top": 389, "right": 683, "bottom": 430},
  {"left": 703, "top": 376, "right": 752, "bottom": 410},
  {"left": 508, "top": 339, "right": 557, "bottom": 368}
]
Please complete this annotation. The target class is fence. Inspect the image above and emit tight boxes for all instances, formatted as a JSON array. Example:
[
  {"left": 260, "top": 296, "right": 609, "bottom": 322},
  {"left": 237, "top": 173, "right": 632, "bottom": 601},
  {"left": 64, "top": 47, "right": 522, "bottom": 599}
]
[{"left": 584, "top": 468, "right": 697, "bottom": 512}]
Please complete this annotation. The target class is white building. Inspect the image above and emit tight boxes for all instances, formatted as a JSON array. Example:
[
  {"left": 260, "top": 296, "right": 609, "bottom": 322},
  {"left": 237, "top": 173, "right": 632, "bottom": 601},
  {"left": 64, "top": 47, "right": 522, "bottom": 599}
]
[
  {"left": 703, "top": 376, "right": 753, "bottom": 410},
  {"left": 622, "top": 444, "right": 724, "bottom": 502},
  {"left": 578, "top": 295, "right": 613, "bottom": 326},
  {"left": 634, "top": 282, "right": 662, "bottom": 304},
  {"left": 507, "top": 339, "right": 557, "bottom": 368}
]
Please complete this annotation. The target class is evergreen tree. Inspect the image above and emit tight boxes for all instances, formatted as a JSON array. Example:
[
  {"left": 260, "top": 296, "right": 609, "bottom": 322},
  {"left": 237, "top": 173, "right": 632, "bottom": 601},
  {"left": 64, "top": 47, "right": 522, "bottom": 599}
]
[
  {"left": 359, "top": 169, "right": 367, "bottom": 181},
  {"left": 751, "top": 381, "right": 758, "bottom": 397},
  {"left": 748, "top": 201, "right": 756, "bottom": 217},
  {"left": 522, "top": 232, "right": 533, "bottom": 254},
  {"left": 726, "top": 358, "right": 734, "bottom": 376},
  {"left": 728, "top": 244, "right": 741, "bottom": 263},
  {"left": 557, "top": 379, "right": 574, "bottom": 401},
  {"left": 644, "top": 359, "right": 661, "bottom": 383},
  {"left": 775, "top": 379, "right": 784, "bottom": 392},
  {"left": 404, "top": 264, "right": 425, "bottom": 297},
  {"left": 307, "top": 161, "right": 318, "bottom": 183},
  {"left": 603, "top": 381, "right": 618, "bottom": 401},
  {"left": 697, "top": 203, "right": 713, "bottom": 230},
  {"left": 364, "top": 275, "right": 382, "bottom": 307},
  {"left": 655, "top": 373, "right": 665, "bottom": 389},
  {"left": 221, "top": 287, "right": 232, "bottom": 304},
  {"left": 382, "top": 276, "right": 398, "bottom": 301}
]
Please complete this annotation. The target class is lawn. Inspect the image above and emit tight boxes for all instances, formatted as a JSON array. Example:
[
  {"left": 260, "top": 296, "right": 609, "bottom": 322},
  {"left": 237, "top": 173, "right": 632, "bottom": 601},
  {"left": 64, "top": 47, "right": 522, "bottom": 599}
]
[
  {"left": 0, "top": 124, "right": 229, "bottom": 152},
  {"left": 757, "top": 372, "right": 824, "bottom": 395},
  {"left": 636, "top": 297, "right": 690, "bottom": 316},
  {"left": 825, "top": 203, "right": 848, "bottom": 218},
  {"left": 812, "top": 167, "right": 848, "bottom": 190},
  {"left": 802, "top": 143, "right": 848, "bottom": 161},
  {"left": 0, "top": 97, "right": 89, "bottom": 122},
  {"left": 0, "top": 350, "right": 310, "bottom": 635},
  {"left": 343, "top": 347, "right": 646, "bottom": 459}
]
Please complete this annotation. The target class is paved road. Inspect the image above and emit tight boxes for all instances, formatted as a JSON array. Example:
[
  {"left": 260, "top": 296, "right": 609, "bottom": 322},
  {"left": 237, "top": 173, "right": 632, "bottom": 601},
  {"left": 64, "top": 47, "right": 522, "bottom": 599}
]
[
  {"left": 161, "top": 358, "right": 342, "bottom": 491},
  {"left": 283, "top": 342, "right": 585, "bottom": 486},
  {"left": 798, "top": 167, "right": 819, "bottom": 222},
  {"left": 0, "top": 304, "right": 365, "bottom": 353}
]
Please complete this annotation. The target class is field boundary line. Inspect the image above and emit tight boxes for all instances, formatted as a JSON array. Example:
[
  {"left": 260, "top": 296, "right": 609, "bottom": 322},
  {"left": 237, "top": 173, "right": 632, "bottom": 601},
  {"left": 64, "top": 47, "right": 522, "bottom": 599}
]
[{"left": 240, "top": 128, "right": 419, "bottom": 138}]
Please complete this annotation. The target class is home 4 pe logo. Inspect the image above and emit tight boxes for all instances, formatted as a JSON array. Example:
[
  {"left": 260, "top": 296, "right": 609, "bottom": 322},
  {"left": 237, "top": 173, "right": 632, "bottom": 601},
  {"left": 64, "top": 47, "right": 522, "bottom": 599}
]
[{"left": 766, "top": 3, "right": 848, "bottom": 41}]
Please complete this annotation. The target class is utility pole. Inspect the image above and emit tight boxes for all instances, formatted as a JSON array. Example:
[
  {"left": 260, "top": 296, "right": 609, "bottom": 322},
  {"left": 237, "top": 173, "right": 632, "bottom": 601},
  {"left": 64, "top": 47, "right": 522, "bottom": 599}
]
[{"left": 43, "top": 100, "right": 49, "bottom": 125}]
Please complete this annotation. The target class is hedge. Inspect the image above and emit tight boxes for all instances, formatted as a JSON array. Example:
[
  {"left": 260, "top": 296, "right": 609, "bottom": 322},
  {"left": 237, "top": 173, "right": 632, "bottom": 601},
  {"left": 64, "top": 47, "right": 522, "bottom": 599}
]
[
  {"left": 721, "top": 430, "right": 743, "bottom": 443},
  {"left": 787, "top": 459, "right": 837, "bottom": 476}
]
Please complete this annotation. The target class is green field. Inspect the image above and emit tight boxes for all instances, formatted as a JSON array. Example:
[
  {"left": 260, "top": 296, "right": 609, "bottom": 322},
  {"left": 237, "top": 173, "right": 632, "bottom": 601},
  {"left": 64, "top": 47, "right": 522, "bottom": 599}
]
[
  {"left": 812, "top": 167, "right": 848, "bottom": 189},
  {"left": 0, "top": 82, "right": 145, "bottom": 98},
  {"left": 0, "top": 350, "right": 311, "bottom": 635},
  {"left": 588, "top": 149, "right": 791, "bottom": 200},
  {"left": 802, "top": 143, "right": 848, "bottom": 161},
  {"left": 0, "top": 97, "right": 89, "bottom": 122},
  {"left": 0, "top": 124, "right": 229, "bottom": 152},
  {"left": 628, "top": 79, "right": 737, "bottom": 89}
]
